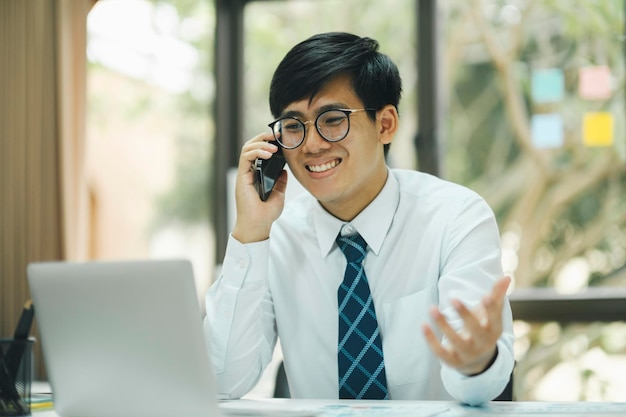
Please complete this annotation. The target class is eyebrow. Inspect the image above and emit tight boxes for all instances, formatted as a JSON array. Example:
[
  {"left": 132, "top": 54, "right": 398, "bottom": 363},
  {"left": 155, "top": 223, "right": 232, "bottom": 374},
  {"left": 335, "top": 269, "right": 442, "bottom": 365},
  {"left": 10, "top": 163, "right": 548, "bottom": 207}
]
[{"left": 280, "top": 102, "right": 350, "bottom": 119}]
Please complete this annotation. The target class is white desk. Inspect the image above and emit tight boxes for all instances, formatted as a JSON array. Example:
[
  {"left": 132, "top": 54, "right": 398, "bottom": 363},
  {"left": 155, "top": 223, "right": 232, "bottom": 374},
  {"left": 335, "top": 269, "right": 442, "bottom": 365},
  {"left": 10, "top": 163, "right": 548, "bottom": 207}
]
[{"left": 33, "top": 398, "right": 626, "bottom": 416}]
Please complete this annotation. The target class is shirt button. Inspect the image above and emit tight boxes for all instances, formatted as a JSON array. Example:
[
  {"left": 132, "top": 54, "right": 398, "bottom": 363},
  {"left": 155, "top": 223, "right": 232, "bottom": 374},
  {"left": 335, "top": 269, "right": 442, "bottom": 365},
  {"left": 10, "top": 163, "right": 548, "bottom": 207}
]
[
  {"left": 236, "top": 258, "right": 248, "bottom": 268},
  {"left": 344, "top": 225, "right": 355, "bottom": 235}
]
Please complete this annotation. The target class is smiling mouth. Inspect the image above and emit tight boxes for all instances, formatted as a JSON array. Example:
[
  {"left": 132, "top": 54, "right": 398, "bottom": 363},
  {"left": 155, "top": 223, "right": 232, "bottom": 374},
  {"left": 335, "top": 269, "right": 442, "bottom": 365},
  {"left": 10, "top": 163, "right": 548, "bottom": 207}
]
[{"left": 306, "top": 159, "right": 340, "bottom": 173}]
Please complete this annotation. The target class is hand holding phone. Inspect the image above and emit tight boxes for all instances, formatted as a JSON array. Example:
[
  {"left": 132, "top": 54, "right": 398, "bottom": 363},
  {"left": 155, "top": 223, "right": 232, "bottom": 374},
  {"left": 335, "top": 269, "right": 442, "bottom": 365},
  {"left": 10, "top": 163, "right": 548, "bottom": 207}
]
[{"left": 253, "top": 142, "right": 286, "bottom": 201}]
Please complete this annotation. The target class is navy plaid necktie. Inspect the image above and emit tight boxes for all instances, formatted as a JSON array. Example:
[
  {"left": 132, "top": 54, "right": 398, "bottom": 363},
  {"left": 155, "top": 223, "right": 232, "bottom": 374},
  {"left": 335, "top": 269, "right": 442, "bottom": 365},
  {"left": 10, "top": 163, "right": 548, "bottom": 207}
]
[{"left": 336, "top": 232, "right": 389, "bottom": 400}]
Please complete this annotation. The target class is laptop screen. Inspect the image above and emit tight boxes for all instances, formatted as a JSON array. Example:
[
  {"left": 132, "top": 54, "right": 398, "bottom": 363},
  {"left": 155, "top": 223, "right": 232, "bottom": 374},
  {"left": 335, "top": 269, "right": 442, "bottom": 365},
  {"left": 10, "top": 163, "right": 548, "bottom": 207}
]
[{"left": 28, "top": 259, "right": 221, "bottom": 417}]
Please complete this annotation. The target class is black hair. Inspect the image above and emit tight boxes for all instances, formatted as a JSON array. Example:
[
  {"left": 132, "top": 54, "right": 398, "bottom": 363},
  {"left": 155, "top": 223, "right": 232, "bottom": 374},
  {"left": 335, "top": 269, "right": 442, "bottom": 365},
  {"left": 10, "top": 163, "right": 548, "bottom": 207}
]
[{"left": 269, "top": 32, "right": 402, "bottom": 154}]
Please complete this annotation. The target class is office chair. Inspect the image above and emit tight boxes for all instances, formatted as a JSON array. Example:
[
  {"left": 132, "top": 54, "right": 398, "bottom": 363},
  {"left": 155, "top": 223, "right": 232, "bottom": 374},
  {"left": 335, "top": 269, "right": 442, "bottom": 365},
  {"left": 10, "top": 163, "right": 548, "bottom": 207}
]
[
  {"left": 273, "top": 361, "right": 290, "bottom": 398},
  {"left": 494, "top": 372, "right": 514, "bottom": 401}
]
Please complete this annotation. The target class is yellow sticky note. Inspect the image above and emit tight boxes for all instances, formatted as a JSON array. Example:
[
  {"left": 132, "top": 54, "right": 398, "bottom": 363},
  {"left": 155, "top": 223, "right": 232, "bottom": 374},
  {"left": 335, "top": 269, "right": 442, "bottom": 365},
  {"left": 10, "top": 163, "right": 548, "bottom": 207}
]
[{"left": 582, "top": 112, "right": 613, "bottom": 147}]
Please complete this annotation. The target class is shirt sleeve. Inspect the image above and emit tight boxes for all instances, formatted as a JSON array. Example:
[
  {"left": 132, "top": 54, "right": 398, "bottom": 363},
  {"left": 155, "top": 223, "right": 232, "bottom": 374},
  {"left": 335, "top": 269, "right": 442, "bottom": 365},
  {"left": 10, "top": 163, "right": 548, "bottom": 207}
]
[
  {"left": 437, "top": 194, "right": 515, "bottom": 405},
  {"left": 441, "top": 332, "right": 515, "bottom": 405},
  {"left": 203, "top": 234, "right": 277, "bottom": 399}
]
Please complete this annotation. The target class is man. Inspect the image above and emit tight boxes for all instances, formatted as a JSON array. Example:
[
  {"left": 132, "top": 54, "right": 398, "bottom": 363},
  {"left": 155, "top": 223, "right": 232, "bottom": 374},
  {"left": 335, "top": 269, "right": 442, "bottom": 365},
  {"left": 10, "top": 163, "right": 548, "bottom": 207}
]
[{"left": 204, "top": 32, "right": 514, "bottom": 405}]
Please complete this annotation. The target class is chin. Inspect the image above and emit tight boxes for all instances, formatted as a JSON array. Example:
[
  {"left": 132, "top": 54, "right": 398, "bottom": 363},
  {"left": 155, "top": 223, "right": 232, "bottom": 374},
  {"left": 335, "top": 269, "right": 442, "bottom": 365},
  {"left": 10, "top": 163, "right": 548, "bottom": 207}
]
[{"left": 310, "top": 187, "right": 343, "bottom": 205}]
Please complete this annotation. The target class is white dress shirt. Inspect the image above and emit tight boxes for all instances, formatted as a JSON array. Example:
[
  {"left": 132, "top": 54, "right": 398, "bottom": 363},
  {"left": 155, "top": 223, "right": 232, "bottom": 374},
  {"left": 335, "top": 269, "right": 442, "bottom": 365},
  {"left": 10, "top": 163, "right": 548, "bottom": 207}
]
[{"left": 204, "top": 168, "right": 514, "bottom": 405}]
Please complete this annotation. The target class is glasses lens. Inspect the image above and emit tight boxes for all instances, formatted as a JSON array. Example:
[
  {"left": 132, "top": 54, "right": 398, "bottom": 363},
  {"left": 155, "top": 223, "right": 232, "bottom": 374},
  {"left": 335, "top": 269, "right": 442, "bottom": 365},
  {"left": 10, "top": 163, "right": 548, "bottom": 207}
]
[
  {"left": 317, "top": 110, "right": 349, "bottom": 142},
  {"left": 273, "top": 118, "right": 304, "bottom": 148}
]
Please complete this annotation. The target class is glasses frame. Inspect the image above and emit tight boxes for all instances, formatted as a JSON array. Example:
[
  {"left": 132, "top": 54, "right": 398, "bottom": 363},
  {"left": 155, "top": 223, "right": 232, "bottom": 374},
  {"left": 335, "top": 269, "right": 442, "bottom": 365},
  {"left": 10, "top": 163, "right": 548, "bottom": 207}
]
[{"left": 267, "top": 108, "right": 376, "bottom": 149}]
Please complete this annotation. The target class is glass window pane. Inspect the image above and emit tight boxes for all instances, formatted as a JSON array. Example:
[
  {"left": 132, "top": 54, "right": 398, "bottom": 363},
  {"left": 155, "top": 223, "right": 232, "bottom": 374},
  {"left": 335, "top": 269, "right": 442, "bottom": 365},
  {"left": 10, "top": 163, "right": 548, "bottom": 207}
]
[
  {"left": 86, "top": 0, "right": 214, "bottom": 298},
  {"left": 442, "top": 0, "right": 626, "bottom": 401}
]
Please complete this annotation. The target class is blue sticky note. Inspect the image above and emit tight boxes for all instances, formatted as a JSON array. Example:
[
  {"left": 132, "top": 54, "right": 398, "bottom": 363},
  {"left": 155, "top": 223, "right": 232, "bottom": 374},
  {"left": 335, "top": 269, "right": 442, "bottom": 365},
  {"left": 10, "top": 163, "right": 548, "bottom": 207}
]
[
  {"left": 531, "top": 113, "right": 563, "bottom": 148},
  {"left": 532, "top": 68, "right": 565, "bottom": 103}
]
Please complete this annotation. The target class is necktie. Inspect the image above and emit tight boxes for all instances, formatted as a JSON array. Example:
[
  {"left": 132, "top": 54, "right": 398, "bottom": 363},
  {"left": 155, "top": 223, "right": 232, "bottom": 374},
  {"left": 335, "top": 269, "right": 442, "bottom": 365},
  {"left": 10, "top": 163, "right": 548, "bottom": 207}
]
[{"left": 336, "top": 232, "right": 389, "bottom": 400}]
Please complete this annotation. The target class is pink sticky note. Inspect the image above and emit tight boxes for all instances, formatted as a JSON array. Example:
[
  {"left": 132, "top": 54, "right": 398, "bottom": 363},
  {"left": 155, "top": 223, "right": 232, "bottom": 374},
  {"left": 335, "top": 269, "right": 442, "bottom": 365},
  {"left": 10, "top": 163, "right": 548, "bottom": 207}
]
[{"left": 578, "top": 66, "right": 612, "bottom": 100}]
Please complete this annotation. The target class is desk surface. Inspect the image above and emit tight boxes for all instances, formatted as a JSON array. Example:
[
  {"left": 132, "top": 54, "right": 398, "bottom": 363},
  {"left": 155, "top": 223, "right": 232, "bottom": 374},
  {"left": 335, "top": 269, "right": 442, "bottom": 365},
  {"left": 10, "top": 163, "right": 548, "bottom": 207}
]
[{"left": 33, "top": 398, "right": 626, "bottom": 417}]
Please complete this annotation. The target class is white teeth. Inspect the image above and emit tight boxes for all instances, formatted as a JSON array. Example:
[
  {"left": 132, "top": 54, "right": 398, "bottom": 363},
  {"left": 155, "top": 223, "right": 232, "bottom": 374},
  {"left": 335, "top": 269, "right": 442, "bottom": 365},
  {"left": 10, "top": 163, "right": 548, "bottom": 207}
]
[{"left": 307, "top": 160, "right": 338, "bottom": 172}]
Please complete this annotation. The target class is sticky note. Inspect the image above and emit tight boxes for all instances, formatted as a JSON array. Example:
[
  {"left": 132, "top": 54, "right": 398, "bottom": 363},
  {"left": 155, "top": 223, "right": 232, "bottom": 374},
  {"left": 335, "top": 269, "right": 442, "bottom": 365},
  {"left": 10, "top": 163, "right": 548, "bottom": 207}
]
[
  {"left": 532, "top": 68, "right": 565, "bottom": 103},
  {"left": 531, "top": 114, "right": 563, "bottom": 148},
  {"left": 578, "top": 66, "right": 612, "bottom": 100},
  {"left": 582, "top": 112, "right": 613, "bottom": 146}
]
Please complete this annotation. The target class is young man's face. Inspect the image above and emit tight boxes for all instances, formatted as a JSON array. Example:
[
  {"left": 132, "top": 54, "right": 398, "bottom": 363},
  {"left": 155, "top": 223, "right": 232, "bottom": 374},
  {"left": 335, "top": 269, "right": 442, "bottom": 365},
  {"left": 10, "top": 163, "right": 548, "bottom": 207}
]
[{"left": 280, "top": 75, "right": 396, "bottom": 221}]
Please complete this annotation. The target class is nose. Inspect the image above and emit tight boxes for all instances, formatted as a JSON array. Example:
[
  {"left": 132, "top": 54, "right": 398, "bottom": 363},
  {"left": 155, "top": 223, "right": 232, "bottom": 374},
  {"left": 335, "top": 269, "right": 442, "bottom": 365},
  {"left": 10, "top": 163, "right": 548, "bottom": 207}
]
[{"left": 301, "top": 123, "right": 331, "bottom": 154}]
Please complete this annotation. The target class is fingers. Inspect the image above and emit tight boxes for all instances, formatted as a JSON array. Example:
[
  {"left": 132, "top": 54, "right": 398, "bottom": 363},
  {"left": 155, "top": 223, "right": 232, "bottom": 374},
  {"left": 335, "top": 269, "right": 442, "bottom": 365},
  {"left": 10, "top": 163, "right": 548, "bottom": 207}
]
[
  {"left": 454, "top": 276, "right": 510, "bottom": 337},
  {"left": 232, "top": 133, "right": 286, "bottom": 241},
  {"left": 425, "top": 303, "right": 498, "bottom": 374},
  {"left": 422, "top": 323, "right": 463, "bottom": 368},
  {"left": 238, "top": 132, "right": 280, "bottom": 175},
  {"left": 486, "top": 275, "right": 511, "bottom": 305},
  {"left": 452, "top": 299, "right": 485, "bottom": 333},
  {"left": 423, "top": 275, "right": 511, "bottom": 374},
  {"left": 483, "top": 275, "right": 511, "bottom": 327},
  {"left": 270, "top": 170, "right": 288, "bottom": 197},
  {"left": 429, "top": 305, "right": 470, "bottom": 348}
]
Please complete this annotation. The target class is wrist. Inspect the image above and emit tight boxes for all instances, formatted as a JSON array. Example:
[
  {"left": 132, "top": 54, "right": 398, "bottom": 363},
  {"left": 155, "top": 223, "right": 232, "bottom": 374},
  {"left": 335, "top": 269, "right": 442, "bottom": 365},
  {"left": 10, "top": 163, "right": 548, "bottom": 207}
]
[
  {"left": 463, "top": 347, "right": 498, "bottom": 377},
  {"left": 232, "top": 223, "right": 271, "bottom": 243}
]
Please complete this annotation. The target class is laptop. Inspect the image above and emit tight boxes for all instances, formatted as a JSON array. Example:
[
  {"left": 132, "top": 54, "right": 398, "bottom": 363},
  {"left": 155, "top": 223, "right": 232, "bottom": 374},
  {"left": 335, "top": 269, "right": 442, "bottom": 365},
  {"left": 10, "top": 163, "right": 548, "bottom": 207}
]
[{"left": 28, "top": 259, "right": 222, "bottom": 417}]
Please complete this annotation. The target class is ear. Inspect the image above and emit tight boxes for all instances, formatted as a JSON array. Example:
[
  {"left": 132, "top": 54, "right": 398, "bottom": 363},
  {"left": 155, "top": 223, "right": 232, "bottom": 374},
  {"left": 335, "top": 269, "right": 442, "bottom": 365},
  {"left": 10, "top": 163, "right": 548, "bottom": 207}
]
[{"left": 377, "top": 105, "right": 398, "bottom": 145}]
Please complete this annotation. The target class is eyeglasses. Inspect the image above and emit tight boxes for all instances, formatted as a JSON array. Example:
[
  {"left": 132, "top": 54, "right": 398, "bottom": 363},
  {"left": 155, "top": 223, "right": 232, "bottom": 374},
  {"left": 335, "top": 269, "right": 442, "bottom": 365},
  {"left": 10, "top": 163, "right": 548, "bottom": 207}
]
[{"left": 268, "top": 108, "right": 375, "bottom": 149}]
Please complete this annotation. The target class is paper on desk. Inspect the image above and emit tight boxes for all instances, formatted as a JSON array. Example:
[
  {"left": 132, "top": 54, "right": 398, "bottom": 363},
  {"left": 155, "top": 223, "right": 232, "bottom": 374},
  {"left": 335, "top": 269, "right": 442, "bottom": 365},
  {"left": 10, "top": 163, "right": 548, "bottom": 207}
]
[
  {"left": 462, "top": 401, "right": 626, "bottom": 415},
  {"left": 221, "top": 402, "right": 448, "bottom": 417},
  {"left": 221, "top": 408, "right": 319, "bottom": 417},
  {"left": 312, "top": 403, "right": 448, "bottom": 417}
]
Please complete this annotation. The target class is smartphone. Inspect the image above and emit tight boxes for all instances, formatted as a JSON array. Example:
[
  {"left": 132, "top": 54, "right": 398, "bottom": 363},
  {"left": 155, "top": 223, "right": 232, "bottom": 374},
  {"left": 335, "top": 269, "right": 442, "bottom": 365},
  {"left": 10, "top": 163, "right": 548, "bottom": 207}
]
[{"left": 254, "top": 142, "right": 286, "bottom": 201}]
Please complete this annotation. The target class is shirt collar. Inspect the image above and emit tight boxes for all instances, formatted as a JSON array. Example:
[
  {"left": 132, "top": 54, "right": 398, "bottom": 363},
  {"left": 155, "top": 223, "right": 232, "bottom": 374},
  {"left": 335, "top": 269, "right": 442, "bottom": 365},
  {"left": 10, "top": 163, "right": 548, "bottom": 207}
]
[{"left": 314, "top": 168, "right": 400, "bottom": 257}]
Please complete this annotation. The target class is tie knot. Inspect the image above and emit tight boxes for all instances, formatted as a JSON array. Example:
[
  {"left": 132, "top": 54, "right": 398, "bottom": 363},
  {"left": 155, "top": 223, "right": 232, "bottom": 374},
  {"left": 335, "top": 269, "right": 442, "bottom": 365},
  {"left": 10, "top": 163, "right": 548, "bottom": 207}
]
[{"left": 336, "top": 233, "right": 367, "bottom": 264}]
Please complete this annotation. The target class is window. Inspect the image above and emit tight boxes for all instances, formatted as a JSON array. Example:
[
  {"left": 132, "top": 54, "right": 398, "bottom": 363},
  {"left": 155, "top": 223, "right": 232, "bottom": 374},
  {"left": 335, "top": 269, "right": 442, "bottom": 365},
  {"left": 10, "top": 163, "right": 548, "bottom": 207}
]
[
  {"left": 86, "top": 0, "right": 214, "bottom": 301},
  {"left": 442, "top": 0, "right": 626, "bottom": 400}
]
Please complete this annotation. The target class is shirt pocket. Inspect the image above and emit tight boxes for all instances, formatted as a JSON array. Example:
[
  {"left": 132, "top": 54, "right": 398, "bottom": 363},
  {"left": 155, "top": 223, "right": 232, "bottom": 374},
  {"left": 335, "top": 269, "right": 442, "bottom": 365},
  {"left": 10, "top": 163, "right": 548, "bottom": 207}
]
[{"left": 381, "top": 283, "right": 437, "bottom": 386}]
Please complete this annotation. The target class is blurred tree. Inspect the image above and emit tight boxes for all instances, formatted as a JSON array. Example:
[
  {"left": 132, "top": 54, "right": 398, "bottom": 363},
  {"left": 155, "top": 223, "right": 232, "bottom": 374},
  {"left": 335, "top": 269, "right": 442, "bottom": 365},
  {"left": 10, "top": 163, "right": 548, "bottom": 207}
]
[
  {"left": 146, "top": 0, "right": 215, "bottom": 229},
  {"left": 442, "top": 0, "right": 626, "bottom": 400},
  {"left": 443, "top": 0, "right": 625, "bottom": 290}
]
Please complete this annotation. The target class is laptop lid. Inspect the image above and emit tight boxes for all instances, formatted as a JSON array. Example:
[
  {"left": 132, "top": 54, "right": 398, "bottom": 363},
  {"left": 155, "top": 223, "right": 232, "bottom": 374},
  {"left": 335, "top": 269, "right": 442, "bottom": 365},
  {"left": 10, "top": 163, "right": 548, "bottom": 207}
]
[{"left": 28, "top": 259, "right": 221, "bottom": 417}]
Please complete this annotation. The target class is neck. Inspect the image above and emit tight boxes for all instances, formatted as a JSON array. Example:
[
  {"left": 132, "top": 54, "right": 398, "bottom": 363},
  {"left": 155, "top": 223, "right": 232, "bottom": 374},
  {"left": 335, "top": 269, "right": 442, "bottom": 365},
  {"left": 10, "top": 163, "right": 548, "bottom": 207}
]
[{"left": 321, "top": 168, "right": 388, "bottom": 221}]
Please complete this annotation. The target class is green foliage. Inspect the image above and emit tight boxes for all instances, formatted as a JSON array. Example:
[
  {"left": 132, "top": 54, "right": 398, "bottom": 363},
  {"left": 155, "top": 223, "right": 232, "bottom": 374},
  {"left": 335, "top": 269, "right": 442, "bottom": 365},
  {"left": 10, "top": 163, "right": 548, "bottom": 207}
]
[
  {"left": 141, "top": 0, "right": 215, "bottom": 229},
  {"left": 445, "top": 0, "right": 626, "bottom": 401},
  {"left": 153, "top": 137, "right": 212, "bottom": 227},
  {"left": 445, "top": 0, "right": 626, "bottom": 291}
]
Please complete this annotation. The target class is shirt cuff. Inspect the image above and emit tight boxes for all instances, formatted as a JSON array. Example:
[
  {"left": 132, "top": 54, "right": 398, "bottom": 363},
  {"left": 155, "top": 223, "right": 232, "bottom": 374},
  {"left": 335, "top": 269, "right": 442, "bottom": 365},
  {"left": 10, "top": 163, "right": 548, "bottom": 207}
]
[
  {"left": 221, "top": 234, "right": 270, "bottom": 287},
  {"left": 441, "top": 339, "right": 513, "bottom": 406}
]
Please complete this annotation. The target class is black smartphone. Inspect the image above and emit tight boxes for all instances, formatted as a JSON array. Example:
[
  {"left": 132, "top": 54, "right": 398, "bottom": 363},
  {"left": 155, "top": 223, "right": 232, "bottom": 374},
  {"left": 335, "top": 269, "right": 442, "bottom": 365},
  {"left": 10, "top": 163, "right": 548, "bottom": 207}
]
[{"left": 254, "top": 142, "right": 286, "bottom": 201}]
